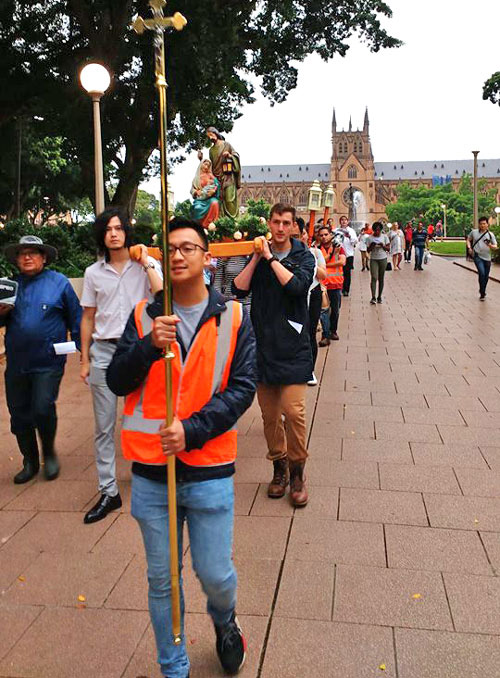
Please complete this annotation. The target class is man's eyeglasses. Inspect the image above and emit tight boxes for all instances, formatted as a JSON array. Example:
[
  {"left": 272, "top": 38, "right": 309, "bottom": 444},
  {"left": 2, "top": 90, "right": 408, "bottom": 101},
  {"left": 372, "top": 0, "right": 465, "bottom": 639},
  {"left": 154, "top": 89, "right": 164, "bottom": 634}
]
[
  {"left": 168, "top": 243, "right": 207, "bottom": 257},
  {"left": 18, "top": 250, "right": 42, "bottom": 258}
]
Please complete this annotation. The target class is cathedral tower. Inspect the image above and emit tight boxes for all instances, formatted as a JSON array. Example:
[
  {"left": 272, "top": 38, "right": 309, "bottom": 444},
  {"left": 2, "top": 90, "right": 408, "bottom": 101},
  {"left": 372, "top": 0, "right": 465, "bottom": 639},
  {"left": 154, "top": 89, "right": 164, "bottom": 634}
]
[{"left": 330, "top": 107, "right": 376, "bottom": 223}]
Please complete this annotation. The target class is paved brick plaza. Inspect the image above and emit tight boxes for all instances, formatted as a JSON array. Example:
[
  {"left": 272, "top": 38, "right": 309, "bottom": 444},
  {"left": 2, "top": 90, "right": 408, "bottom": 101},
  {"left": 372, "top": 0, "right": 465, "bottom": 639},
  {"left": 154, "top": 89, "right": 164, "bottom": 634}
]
[{"left": 1, "top": 255, "right": 500, "bottom": 678}]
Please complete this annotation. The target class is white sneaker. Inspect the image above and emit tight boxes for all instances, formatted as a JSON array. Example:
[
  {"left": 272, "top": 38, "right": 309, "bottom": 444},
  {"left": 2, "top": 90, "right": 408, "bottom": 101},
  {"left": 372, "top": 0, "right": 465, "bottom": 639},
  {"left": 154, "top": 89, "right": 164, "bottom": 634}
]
[{"left": 307, "top": 373, "right": 318, "bottom": 386}]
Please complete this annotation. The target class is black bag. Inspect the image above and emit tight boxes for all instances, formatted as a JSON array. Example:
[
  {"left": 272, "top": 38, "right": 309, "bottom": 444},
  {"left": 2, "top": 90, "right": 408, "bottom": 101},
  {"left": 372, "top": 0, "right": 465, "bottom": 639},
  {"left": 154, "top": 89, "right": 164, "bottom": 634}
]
[{"left": 385, "top": 261, "right": 392, "bottom": 271}]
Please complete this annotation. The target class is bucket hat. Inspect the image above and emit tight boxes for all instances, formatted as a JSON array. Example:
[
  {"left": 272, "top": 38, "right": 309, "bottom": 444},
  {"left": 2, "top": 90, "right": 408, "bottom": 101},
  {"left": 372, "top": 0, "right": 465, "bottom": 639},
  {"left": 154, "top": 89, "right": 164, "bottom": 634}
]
[{"left": 4, "top": 235, "right": 57, "bottom": 265}]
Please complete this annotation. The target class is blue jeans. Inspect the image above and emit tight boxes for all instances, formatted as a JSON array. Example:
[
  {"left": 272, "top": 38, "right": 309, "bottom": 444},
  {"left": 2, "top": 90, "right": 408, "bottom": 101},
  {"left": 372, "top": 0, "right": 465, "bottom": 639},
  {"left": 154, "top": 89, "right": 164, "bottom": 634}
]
[
  {"left": 320, "top": 308, "right": 330, "bottom": 339},
  {"left": 474, "top": 255, "right": 491, "bottom": 296},
  {"left": 5, "top": 367, "right": 64, "bottom": 435},
  {"left": 320, "top": 289, "right": 342, "bottom": 339},
  {"left": 414, "top": 246, "right": 424, "bottom": 268},
  {"left": 131, "top": 474, "right": 237, "bottom": 678}
]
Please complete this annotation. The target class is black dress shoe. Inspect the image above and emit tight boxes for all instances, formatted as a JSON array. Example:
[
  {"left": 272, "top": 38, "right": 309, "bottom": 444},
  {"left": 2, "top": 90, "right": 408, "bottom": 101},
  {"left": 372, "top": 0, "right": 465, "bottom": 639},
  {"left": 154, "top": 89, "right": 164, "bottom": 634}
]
[{"left": 84, "top": 493, "right": 122, "bottom": 524}]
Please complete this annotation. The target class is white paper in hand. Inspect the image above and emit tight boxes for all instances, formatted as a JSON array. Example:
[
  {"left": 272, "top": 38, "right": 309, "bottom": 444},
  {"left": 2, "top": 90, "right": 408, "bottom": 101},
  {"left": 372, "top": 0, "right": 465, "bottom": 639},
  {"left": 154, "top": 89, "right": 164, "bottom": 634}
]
[{"left": 53, "top": 341, "right": 77, "bottom": 355}]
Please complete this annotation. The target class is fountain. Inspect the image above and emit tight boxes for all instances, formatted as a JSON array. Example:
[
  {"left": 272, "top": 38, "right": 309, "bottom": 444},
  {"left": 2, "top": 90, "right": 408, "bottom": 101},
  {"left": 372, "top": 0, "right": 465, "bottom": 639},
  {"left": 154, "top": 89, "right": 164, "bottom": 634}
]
[{"left": 347, "top": 184, "right": 367, "bottom": 233}]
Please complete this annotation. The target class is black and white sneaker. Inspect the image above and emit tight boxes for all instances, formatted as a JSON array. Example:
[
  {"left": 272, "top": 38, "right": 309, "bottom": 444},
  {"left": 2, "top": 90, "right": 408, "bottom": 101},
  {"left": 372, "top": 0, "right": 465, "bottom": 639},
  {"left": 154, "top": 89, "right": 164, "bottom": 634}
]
[
  {"left": 215, "top": 613, "right": 247, "bottom": 674},
  {"left": 370, "top": 297, "right": 376, "bottom": 305},
  {"left": 377, "top": 297, "right": 383, "bottom": 304}
]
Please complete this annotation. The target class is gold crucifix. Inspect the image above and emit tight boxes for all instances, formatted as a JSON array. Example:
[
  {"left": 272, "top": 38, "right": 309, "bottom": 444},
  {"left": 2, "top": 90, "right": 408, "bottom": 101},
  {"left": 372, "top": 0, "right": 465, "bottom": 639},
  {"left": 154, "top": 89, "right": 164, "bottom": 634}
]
[{"left": 132, "top": 0, "right": 187, "bottom": 647}]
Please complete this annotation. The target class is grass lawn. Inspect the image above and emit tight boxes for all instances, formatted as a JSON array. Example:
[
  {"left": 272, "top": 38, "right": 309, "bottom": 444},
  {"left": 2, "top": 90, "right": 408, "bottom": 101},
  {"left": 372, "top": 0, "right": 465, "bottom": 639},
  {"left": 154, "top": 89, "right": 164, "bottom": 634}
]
[{"left": 429, "top": 240, "right": 466, "bottom": 256}]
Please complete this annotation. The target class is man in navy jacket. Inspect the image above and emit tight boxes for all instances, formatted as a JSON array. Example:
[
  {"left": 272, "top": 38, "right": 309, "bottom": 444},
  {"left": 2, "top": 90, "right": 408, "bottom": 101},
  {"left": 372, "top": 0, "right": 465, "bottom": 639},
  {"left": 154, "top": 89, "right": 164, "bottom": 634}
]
[
  {"left": 0, "top": 235, "right": 81, "bottom": 483},
  {"left": 232, "top": 203, "right": 315, "bottom": 507}
]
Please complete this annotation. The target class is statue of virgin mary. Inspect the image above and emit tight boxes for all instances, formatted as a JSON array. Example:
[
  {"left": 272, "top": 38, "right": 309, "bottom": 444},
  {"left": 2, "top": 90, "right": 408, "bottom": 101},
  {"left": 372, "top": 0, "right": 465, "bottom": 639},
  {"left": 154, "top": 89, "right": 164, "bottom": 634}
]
[{"left": 190, "top": 158, "right": 220, "bottom": 227}]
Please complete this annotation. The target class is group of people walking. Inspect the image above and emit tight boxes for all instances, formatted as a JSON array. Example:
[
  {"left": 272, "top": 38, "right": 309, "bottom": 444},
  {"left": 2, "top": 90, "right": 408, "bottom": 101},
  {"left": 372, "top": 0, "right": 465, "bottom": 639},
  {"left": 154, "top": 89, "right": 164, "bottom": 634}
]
[{"left": 1, "top": 203, "right": 498, "bottom": 678}]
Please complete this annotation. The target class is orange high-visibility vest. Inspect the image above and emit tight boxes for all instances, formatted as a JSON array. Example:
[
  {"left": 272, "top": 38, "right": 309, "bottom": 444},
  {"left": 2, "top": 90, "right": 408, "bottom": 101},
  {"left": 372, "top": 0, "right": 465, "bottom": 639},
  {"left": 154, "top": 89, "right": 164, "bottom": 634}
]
[
  {"left": 121, "top": 298, "right": 243, "bottom": 467},
  {"left": 321, "top": 247, "right": 344, "bottom": 290}
]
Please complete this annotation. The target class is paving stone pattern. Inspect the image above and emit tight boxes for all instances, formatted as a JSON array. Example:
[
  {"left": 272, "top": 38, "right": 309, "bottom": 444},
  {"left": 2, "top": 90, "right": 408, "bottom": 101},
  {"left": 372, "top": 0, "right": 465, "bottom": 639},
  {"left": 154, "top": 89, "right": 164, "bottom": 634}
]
[{"left": 1, "top": 256, "right": 500, "bottom": 677}]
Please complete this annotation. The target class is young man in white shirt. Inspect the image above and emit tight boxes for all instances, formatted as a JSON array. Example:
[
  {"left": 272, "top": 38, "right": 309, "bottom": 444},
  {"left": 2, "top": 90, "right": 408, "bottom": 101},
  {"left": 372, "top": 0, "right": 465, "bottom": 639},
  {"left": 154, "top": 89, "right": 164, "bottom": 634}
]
[
  {"left": 80, "top": 207, "right": 162, "bottom": 524},
  {"left": 336, "top": 215, "right": 358, "bottom": 297}
]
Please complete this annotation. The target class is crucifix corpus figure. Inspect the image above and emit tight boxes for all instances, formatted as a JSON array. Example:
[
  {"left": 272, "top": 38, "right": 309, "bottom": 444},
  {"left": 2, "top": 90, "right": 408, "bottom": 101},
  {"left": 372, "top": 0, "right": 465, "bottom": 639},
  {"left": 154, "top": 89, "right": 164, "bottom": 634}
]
[{"left": 199, "top": 127, "right": 241, "bottom": 219}]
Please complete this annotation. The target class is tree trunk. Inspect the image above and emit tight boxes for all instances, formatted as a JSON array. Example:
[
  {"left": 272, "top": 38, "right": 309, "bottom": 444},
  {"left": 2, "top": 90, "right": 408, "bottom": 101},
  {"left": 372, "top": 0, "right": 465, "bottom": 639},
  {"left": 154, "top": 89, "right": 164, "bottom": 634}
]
[{"left": 111, "top": 145, "right": 154, "bottom": 218}]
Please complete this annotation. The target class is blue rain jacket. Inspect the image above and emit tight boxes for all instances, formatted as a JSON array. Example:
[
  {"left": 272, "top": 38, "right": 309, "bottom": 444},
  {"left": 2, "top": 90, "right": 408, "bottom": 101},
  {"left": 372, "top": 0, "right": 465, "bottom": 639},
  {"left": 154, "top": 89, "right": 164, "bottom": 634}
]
[{"left": 0, "top": 269, "right": 82, "bottom": 374}]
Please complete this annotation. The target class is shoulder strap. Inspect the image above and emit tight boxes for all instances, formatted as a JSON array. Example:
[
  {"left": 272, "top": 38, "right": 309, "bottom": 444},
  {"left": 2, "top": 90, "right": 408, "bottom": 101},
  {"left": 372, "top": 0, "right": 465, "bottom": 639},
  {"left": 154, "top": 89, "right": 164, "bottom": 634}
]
[{"left": 472, "top": 230, "right": 488, "bottom": 250}]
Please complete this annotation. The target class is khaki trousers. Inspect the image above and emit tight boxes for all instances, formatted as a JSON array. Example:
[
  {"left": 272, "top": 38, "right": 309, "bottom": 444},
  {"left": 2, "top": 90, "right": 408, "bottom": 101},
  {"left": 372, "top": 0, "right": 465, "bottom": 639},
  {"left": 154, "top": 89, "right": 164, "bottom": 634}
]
[{"left": 256, "top": 383, "right": 308, "bottom": 464}]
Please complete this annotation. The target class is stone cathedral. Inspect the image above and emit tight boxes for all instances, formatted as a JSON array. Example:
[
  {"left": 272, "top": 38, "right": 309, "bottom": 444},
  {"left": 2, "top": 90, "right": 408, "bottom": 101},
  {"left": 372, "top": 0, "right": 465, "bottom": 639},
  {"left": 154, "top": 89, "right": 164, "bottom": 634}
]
[{"left": 239, "top": 107, "right": 500, "bottom": 224}]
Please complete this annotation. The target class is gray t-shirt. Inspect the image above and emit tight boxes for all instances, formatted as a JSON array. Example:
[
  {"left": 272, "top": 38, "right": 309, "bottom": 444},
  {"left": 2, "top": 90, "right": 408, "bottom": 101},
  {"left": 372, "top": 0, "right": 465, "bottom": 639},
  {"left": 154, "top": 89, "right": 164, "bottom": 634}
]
[
  {"left": 173, "top": 297, "right": 209, "bottom": 353},
  {"left": 366, "top": 234, "right": 389, "bottom": 260},
  {"left": 469, "top": 229, "right": 497, "bottom": 261},
  {"left": 272, "top": 248, "right": 290, "bottom": 261}
]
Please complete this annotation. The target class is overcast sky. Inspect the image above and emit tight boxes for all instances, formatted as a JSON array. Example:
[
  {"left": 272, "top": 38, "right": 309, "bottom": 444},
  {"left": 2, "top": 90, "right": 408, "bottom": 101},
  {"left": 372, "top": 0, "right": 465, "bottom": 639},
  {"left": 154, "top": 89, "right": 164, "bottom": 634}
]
[{"left": 142, "top": 0, "right": 500, "bottom": 202}]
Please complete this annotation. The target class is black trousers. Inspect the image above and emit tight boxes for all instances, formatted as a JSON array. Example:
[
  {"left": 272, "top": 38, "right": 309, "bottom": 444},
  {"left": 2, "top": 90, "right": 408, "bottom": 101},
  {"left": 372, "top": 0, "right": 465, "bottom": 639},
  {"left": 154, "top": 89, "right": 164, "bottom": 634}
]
[
  {"left": 404, "top": 242, "right": 412, "bottom": 261},
  {"left": 342, "top": 256, "right": 354, "bottom": 294},
  {"left": 5, "top": 368, "right": 64, "bottom": 436},
  {"left": 308, "top": 285, "right": 322, "bottom": 371},
  {"left": 327, "top": 288, "right": 342, "bottom": 335}
]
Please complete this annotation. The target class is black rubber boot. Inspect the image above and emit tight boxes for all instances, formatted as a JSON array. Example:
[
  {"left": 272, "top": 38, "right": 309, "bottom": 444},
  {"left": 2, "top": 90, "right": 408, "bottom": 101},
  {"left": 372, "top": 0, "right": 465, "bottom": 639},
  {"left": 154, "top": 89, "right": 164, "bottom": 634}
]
[
  {"left": 38, "top": 425, "right": 60, "bottom": 481},
  {"left": 13, "top": 429, "right": 40, "bottom": 484}
]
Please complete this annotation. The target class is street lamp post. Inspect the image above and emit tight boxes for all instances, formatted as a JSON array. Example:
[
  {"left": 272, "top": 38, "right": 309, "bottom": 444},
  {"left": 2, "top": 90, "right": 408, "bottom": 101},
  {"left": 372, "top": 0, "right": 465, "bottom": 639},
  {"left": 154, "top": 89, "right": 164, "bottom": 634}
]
[
  {"left": 495, "top": 206, "right": 500, "bottom": 227},
  {"left": 79, "top": 63, "right": 111, "bottom": 215},
  {"left": 441, "top": 203, "right": 447, "bottom": 238},
  {"left": 472, "top": 151, "right": 479, "bottom": 231},
  {"left": 307, "top": 180, "right": 323, "bottom": 241}
]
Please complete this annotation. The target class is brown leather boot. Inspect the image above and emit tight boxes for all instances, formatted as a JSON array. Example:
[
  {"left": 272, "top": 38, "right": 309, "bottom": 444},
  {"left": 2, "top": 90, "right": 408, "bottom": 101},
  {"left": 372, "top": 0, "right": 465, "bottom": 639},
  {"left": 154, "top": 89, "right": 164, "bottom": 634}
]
[
  {"left": 289, "top": 462, "right": 308, "bottom": 507},
  {"left": 268, "top": 459, "right": 288, "bottom": 498}
]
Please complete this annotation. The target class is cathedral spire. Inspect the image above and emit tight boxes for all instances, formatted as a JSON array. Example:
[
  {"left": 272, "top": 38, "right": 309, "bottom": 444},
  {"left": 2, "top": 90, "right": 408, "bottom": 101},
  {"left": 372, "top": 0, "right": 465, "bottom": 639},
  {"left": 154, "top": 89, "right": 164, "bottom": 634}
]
[
  {"left": 332, "top": 107, "right": 337, "bottom": 136},
  {"left": 363, "top": 107, "right": 369, "bottom": 132},
  {"left": 348, "top": 115, "right": 352, "bottom": 132}
]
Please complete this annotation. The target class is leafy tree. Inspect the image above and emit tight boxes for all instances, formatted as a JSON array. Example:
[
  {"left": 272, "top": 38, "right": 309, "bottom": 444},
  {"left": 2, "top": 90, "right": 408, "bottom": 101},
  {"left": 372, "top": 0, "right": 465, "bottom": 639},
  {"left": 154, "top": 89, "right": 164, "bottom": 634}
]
[
  {"left": 173, "top": 200, "right": 193, "bottom": 219},
  {"left": 386, "top": 176, "right": 497, "bottom": 236},
  {"left": 0, "top": 0, "right": 400, "bottom": 217},
  {"left": 483, "top": 71, "right": 500, "bottom": 106},
  {"left": 132, "top": 189, "right": 160, "bottom": 245},
  {"left": 0, "top": 117, "right": 84, "bottom": 220}
]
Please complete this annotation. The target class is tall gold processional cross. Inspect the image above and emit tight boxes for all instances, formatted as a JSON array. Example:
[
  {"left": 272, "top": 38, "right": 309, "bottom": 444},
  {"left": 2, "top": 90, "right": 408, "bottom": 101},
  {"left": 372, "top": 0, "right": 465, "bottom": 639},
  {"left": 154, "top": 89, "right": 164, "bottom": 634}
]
[{"left": 132, "top": 0, "right": 187, "bottom": 646}]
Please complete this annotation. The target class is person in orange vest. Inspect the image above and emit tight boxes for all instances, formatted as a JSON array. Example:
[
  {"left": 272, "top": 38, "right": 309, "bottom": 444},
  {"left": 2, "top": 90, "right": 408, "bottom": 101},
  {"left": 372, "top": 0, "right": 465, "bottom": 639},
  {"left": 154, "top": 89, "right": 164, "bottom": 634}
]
[
  {"left": 106, "top": 217, "right": 257, "bottom": 678},
  {"left": 317, "top": 225, "right": 346, "bottom": 345}
]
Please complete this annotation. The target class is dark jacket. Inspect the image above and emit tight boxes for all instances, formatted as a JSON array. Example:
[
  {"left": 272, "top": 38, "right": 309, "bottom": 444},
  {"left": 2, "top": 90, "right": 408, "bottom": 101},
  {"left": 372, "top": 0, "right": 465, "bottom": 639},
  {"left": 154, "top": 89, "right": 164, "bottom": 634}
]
[
  {"left": 0, "top": 269, "right": 81, "bottom": 374},
  {"left": 106, "top": 287, "right": 257, "bottom": 484},
  {"left": 231, "top": 238, "right": 315, "bottom": 385}
]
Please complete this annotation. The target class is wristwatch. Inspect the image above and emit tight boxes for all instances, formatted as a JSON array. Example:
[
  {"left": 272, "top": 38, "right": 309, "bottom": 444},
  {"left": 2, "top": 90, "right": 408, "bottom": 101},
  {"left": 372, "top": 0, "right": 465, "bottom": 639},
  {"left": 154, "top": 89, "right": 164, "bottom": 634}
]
[
  {"left": 143, "top": 261, "right": 155, "bottom": 272},
  {"left": 267, "top": 255, "right": 279, "bottom": 265}
]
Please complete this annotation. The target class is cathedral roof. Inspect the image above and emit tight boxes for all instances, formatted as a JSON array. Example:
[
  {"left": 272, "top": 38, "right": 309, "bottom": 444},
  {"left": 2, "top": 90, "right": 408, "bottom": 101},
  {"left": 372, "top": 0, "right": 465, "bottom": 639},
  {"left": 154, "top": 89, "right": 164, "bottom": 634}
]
[
  {"left": 374, "top": 159, "right": 500, "bottom": 180},
  {"left": 241, "top": 159, "right": 500, "bottom": 183},
  {"left": 241, "top": 164, "right": 330, "bottom": 183}
]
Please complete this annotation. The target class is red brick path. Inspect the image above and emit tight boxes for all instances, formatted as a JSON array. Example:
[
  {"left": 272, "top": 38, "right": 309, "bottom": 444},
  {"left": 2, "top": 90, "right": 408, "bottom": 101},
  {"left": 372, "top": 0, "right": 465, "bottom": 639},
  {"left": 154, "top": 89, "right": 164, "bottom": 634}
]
[{"left": 1, "top": 255, "right": 499, "bottom": 677}]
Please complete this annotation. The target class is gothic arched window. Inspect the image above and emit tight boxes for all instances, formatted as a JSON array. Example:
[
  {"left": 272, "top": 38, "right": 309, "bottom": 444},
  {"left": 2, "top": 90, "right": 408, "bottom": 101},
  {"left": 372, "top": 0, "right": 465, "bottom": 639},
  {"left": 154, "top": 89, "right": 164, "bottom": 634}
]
[
  {"left": 343, "top": 142, "right": 348, "bottom": 153},
  {"left": 348, "top": 165, "right": 358, "bottom": 179},
  {"left": 279, "top": 189, "right": 290, "bottom": 204},
  {"left": 299, "top": 190, "right": 308, "bottom": 205}
]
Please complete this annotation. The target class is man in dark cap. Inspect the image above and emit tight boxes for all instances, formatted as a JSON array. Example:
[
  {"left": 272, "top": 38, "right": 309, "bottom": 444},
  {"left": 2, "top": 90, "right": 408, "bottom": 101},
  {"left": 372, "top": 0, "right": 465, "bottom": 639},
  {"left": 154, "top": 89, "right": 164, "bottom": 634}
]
[{"left": 0, "top": 235, "right": 82, "bottom": 483}]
